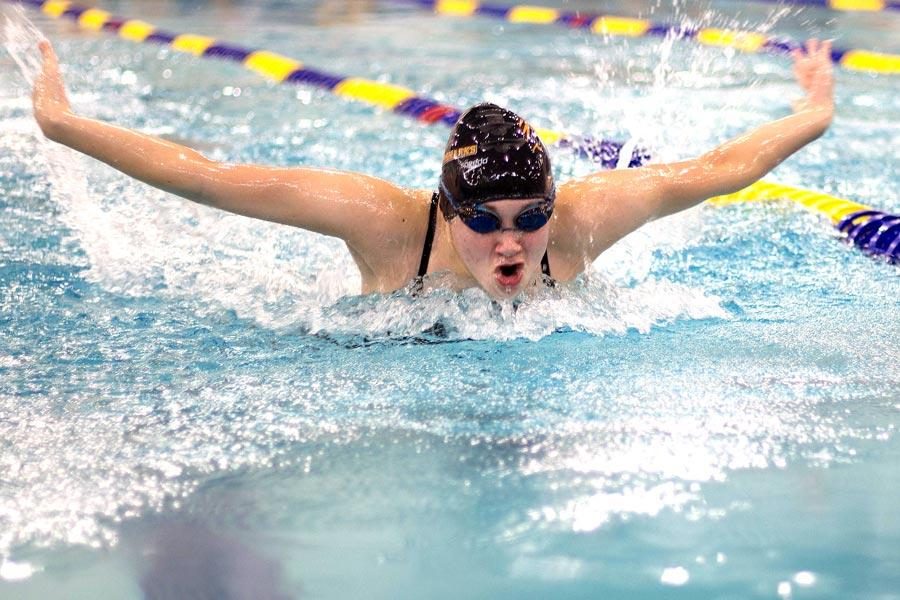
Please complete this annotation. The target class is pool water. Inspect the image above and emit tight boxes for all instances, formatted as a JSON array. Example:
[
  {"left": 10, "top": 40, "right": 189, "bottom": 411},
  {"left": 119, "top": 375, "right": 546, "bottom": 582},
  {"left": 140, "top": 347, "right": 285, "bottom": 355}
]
[{"left": 1, "top": 0, "right": 898, "bottom": 598}]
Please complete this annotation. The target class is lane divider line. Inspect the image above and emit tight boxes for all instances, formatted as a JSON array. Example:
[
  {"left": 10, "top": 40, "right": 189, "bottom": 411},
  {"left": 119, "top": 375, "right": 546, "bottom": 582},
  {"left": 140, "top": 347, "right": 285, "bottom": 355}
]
[
  {"left": 709, "top": 183, "right": 898, "bottom": 262},
  {"left": 743, "top": 0, "right": 900, "bottom": 13},
  {"left": 397, "top": 0, "right": 900, "bottom": 75}
]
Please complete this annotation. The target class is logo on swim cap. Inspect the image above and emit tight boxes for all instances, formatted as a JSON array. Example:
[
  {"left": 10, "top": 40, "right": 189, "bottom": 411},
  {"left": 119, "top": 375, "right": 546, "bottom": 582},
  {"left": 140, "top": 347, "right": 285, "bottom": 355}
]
[
  {"left": 443, "top": 144, "right": 478, "bottom": 164},
  {"left": 458, "top": 157, "right": 489, "bottom": 177},
  {"left": 438, "top": 103, "right": 555, "bottom": 220}
]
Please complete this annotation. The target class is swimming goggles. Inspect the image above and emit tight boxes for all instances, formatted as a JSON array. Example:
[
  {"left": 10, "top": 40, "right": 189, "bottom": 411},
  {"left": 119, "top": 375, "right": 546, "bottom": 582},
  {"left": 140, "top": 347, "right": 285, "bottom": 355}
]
[
  {"left": 457, "top": 202, "right": 554, "bottom": 234},
  {"left": 441, "top": 186, "right": 554, "bottom": 234}
]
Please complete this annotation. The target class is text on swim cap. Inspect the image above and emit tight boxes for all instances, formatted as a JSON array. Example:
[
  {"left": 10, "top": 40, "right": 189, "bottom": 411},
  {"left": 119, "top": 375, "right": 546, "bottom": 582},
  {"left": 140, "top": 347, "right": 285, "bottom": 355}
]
[{"left": 443, "top": 144, "right": 478, "bottom": 164}]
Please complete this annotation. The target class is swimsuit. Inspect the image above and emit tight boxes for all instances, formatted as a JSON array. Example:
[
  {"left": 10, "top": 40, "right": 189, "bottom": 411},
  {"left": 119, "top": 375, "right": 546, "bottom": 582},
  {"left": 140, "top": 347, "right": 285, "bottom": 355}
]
[{"left": 416, "top": 192, "right": 553, "bottom": 282}]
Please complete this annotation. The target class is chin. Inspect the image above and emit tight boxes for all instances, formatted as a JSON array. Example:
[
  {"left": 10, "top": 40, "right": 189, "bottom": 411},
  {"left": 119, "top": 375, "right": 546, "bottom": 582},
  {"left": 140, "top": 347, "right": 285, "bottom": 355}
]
[{"left": 489, "top": 285, "right": 520, "bottom": 300}]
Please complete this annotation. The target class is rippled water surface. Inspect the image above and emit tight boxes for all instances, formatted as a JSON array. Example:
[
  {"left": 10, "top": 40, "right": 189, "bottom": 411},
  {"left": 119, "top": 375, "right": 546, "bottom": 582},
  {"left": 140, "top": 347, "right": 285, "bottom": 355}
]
[{"left": 1, "top": 0, "right": 898, "bottom": 598}]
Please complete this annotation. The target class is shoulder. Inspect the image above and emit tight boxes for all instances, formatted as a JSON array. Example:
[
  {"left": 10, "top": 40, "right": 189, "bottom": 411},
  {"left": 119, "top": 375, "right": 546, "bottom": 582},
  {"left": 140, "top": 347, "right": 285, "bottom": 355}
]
[
  {"left": 348, "top": 187, "right": 435, "bottom": 291},
  {"left": 546, "top": 168, "right": 666, "bottom": 278},
  {"left": 548, "top": 172, "right": 623, "bottom": 253},
  {"left": 353, "top": 186, "right": 432, "bottom": 243}
]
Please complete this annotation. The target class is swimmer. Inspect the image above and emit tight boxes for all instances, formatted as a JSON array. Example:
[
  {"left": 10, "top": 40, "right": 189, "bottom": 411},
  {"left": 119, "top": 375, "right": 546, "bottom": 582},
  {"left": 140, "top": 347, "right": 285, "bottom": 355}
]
[{"left": 32, "top": 39, "right": 835, "bottom": 300}]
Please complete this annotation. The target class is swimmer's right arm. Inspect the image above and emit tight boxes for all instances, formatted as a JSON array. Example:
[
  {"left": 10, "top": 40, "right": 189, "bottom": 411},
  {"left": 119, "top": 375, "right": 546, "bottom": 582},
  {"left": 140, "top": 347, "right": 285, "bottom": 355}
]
[{"left": 32, "top": 41, "right": 413, "bottom": 246}]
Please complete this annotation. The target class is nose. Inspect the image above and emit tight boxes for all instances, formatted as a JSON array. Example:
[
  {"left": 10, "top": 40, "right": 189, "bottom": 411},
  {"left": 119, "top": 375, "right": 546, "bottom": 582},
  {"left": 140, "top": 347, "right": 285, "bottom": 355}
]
[{"left": 494, "top": 228, "right": 524, "bottom": 256}]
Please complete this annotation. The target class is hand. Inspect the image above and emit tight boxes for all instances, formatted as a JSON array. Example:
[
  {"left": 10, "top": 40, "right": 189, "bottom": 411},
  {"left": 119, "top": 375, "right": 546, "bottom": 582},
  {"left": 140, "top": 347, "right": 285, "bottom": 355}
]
[
  {"left": 790, "top": 39, "right": 835, "bottom": 114},
  {"left": 32, "top": 40, "right": 72, "bottom": 137}
]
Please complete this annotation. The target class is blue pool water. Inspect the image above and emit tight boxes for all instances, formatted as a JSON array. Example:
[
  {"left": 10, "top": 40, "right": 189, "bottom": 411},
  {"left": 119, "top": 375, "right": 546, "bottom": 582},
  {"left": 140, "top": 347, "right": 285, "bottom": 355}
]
[{"left": 1, "top": 1, "right": 898, "bottom": 598}]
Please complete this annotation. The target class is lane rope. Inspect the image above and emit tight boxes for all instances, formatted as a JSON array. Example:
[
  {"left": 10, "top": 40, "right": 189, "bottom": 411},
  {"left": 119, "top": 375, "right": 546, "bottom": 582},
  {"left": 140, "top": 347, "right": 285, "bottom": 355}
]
[
  {"left": 396, "top": 0, "right": 900, "bottom": 76},
  {"left": 709, "top": 183, "right": 899, "bottom": 262},
  {"left": 10, "top": 0, "right": 897, "bottom": 262}
]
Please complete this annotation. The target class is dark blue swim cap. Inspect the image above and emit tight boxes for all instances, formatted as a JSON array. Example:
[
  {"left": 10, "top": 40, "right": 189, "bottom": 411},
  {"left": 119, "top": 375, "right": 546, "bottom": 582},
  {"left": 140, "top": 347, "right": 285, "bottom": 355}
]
[{"left": 439, "top": 103, "right": 555, "bottom": 219}]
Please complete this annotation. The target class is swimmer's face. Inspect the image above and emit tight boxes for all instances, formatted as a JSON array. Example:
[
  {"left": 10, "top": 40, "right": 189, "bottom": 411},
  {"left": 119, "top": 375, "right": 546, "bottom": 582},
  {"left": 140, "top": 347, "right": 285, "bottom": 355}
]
[{"left": 449, "top": 198, "right": 551, "bottom": 299}]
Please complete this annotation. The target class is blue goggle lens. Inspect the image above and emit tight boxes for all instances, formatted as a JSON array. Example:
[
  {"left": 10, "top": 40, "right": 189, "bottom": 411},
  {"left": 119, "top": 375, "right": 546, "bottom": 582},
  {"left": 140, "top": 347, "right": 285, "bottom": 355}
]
[
  {"left": 462, "top": 212, "right": 503, "bottom": 234},
  {"left": 514, "top": 208, "right": 551, "bottom": 232}
]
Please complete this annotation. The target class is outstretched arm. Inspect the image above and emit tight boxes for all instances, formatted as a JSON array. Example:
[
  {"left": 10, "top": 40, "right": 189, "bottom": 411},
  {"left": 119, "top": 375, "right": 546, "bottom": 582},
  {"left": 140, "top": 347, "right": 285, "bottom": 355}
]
[
  {"left": 554, "top": 39, "right": 835, "bottom": 262},
  {"left": 32, "top": 40, "right": 414, "bottom": 244}
]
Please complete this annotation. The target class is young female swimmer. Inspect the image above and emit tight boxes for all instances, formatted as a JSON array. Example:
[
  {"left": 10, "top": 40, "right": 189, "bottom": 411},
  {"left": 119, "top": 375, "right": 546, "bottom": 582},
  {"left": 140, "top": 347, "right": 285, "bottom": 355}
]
[{"left": 32, "top": 39, "right": 835, "bottom": 300}]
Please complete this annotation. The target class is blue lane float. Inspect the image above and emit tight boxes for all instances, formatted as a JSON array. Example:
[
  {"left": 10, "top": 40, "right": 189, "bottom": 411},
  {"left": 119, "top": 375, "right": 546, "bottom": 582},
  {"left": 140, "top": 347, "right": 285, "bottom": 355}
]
[{"left": 838, "top": 211, "right": 900, "bottom": 262}]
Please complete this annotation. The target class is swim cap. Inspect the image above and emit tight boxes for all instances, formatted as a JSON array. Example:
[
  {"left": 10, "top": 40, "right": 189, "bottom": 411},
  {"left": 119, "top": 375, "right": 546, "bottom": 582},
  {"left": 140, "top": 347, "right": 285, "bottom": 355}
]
[{"left": 439, "top": 103, "right": 555, "bottom": 219}]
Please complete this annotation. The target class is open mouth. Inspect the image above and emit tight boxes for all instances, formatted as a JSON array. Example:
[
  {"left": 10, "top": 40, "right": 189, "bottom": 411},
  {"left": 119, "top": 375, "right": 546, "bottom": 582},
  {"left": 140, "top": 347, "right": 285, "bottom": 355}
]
[{"left": 495, "top": 263, "right": 524, "bottom": 288}]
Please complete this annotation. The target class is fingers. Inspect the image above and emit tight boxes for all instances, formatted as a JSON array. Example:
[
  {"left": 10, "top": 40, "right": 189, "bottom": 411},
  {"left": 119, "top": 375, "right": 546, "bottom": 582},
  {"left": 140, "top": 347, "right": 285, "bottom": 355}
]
[
  {"left": 797, "top": 39, "right": 834, "bottom": 62},
  {"left": 809, "top": 39, "right": 832, "bottom": 62},
  {"left": 791, "top": 38, "right": 835, "bottom": 110},
  {"left": 819, "top": 39, "right": 833, "bottom": 64},
  {"left": 791, "top": 39, "right": 834, "bottom": 89},
  {"left": 38, "top": 39, "right": 59, "bottom": 72}
]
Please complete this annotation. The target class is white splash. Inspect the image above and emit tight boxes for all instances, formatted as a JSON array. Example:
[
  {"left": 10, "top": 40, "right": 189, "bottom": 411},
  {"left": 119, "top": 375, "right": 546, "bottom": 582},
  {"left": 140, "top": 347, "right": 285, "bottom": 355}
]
[{"left": 0, "top": 557, "right": 39, "bottom": 582}]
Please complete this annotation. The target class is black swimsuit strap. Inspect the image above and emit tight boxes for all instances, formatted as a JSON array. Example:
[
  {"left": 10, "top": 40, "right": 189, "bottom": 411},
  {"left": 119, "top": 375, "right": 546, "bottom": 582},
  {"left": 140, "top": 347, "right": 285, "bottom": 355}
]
[{"left": 417, "top": 192, "right": 439, "bottom": 278}]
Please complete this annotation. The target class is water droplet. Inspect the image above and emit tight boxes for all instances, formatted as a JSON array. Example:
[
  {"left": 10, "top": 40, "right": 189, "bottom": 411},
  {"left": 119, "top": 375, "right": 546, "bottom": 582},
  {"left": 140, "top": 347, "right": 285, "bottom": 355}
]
[
  {"left": 660, "top": 566, "right": 690, "bottom": 586},
  {"left": 777, "top": 581, "right": 792, "bottom": 598}
]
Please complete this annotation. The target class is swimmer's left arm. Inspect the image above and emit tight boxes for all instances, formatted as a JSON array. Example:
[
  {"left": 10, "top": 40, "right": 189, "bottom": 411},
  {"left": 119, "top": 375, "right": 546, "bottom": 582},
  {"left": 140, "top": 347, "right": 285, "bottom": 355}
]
[
  {"left": 556, "top": 39, "right": 834, "bottom": 261},
  {"left": 646, "top": 38, "right": 834, "bottom": 219}
]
